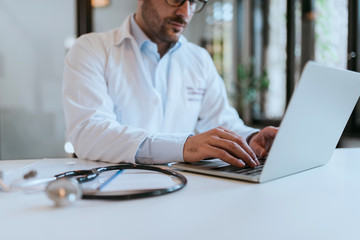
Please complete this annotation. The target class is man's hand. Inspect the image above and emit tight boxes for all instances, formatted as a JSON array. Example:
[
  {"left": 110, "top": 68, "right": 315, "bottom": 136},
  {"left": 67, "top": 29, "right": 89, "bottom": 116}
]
[
  {"left": 248, "top": 126, "right": 278, "bottom": 159},
  {"left": 183, "top": 127, "right": 260, "bottom": 168}
]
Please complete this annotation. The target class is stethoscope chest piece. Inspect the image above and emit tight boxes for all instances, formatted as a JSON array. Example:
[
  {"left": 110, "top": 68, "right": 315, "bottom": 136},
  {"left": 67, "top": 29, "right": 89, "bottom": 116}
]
[{"left": 45, "top": 178, "right": 82, "bottom": 207}]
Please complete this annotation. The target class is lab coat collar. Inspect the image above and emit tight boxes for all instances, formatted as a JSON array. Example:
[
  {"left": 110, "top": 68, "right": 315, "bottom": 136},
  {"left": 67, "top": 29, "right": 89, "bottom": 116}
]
[
  {"left": 130, "top": 14, "right": 150, "bottom": 49},
  {"left": 114, "top": 14, "right": 187, "bottom": 53},
  {"left": 114, "top": 15, "right": 134, "bottom": 45}
]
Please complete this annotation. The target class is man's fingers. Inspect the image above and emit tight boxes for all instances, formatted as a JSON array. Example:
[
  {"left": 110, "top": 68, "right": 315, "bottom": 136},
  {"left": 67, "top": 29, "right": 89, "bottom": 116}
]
[
  {"left": 206, "top": 146, "right": 246, "bottom": 168},
  {"left": 207, "top": 136, "right": 258, "bottom": 167},
  {"left": 183, "top": 127, "right": 265, "bottom": 168},
  {"left": 250, "top": 141, "right": 268, "bottom": 158},
  {"left": 249, "top": 126, "right": 279, "bottom": 158},
  {"left": 216, "top": 128, "right": 259, "bottom": 165}
]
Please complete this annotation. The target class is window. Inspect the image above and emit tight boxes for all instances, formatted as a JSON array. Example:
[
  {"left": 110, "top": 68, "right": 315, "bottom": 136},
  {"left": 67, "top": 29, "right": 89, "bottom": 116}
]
[
  {"left": 315, "top": 0, "right": 348, "bottom": 68},
  {"left": 266, "top": 0, "right": 287, "bottom": 119}
]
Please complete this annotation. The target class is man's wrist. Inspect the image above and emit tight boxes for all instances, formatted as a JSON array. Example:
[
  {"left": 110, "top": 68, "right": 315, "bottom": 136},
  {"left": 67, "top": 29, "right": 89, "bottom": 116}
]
[{"left": 246, "top": 131, "right": 259, "bottom": 144}]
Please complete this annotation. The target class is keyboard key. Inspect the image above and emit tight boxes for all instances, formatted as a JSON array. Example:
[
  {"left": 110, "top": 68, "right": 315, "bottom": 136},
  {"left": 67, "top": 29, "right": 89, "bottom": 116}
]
[
  {"left": 210, "top": 159, "right": 265, "bottom": 176},
  {"left": 211, "top": 165, "right": 244, "bottom": 172}
]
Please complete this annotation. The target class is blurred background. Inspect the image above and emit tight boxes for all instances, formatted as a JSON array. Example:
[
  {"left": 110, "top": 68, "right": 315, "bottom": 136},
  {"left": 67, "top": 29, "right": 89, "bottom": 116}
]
[{"left": 0, "top": 0, "right": 359, "bottom": 160}]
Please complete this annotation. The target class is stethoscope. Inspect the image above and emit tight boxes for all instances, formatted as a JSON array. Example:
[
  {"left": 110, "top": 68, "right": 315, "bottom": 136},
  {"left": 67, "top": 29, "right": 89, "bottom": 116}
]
[{"left": 9, "top": 164, "right": 187, "bottom": 206}]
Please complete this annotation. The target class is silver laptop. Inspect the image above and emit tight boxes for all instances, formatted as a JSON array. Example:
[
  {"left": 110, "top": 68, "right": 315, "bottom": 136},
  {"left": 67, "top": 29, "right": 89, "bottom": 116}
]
[{"left": 171, "top": 61, "right": 360, "bottom": 183}]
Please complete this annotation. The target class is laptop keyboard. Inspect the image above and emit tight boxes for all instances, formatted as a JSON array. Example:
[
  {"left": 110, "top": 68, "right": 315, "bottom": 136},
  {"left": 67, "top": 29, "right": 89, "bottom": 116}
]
[{"left": 210, "top": 158, "right": 266, "bottom": 177}]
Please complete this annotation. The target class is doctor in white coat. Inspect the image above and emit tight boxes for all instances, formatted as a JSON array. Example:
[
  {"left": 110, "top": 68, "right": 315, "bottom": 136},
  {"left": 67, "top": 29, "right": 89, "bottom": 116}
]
[{"left": 62, "top": 0, "right": 278, "bottom": 168}]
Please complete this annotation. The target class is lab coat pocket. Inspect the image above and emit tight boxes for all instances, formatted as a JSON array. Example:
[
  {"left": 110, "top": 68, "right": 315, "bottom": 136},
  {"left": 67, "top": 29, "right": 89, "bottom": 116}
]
[{"left": 182, "top": 86, "right": 205, "bottom": 128}]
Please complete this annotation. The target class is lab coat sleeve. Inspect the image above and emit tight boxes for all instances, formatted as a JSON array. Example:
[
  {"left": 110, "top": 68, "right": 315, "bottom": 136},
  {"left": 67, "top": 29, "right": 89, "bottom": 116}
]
[
  {"left": 195, "top": 52, "right": 258, "bottom": 139},
  {"left": 136, "top": 133, "right": 192, "bottom": 164},
  {"left": 63, "top": 35, "right": 150, "bottom": 163}
]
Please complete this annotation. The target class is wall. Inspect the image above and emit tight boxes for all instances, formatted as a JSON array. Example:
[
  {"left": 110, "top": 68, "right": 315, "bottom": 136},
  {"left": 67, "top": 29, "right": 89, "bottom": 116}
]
[{"left": 0, "top": 0, "right": 75, "bottom": 159}]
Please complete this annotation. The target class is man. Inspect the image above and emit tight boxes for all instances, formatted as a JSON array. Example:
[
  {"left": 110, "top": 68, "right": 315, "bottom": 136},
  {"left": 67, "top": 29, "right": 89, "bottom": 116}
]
[{"left": 63, "top": 0, "right": 278, "bottom": 168}]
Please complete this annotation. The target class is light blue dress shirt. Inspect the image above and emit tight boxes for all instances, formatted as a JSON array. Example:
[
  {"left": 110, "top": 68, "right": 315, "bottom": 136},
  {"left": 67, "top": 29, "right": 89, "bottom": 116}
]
[{"left": 130, "top": 16, "right": 191, "bottom": 164}]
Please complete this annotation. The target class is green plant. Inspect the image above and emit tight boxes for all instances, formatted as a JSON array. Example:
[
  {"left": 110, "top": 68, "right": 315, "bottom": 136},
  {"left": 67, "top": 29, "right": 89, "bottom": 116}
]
[{"left": 234, "top": 63, "right": 270, "bottom": 122}]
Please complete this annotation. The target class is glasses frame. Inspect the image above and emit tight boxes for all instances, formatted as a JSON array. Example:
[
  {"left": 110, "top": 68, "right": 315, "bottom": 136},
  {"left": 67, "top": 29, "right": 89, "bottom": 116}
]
[{"left": 165, "top": 0, "right": 208, "bottom": 13}]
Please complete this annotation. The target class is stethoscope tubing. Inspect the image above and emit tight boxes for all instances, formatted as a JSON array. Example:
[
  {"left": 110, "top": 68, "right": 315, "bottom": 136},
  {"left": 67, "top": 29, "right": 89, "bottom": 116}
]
[{"left": 56, "top": 163, "right": 187, "bottom": 200}]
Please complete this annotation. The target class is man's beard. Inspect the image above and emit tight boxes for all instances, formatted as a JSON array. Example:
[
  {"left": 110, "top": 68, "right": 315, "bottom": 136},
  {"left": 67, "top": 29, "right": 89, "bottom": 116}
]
[
  {"left": 141, "top": 1, "right": 187, "bottom": 44},
  {"left": 159, "top": 15, "right": 187, "bottom": 42}
]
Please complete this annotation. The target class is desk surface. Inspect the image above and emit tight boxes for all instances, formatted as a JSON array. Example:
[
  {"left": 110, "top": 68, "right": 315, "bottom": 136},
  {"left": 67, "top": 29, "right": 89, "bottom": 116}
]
[{"left": 1, "top": 148, "right": 359, "bottom": 240}]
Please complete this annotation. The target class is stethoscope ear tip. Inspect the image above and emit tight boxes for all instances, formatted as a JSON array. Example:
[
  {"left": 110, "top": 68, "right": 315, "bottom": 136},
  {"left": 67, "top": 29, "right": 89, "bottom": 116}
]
[{"left": 45, "top": 178, "right": 82, "bottom": 207}]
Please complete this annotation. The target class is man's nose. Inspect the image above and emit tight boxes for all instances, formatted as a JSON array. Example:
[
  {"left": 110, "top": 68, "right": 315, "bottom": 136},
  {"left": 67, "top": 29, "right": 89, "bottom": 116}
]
[{"left": 175, "top": 0, "right": 192, "bottom": 18}]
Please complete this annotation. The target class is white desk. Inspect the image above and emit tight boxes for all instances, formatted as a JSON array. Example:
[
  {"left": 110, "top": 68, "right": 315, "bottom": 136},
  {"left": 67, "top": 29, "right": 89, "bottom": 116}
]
[{"left": 0, "top": 148, "right": 359, "bottom": 240}]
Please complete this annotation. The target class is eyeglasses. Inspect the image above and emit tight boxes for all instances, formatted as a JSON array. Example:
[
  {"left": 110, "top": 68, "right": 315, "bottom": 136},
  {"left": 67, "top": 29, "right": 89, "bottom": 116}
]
[{"left": 165, "top": 0, "right": 208, "bottom": 13}]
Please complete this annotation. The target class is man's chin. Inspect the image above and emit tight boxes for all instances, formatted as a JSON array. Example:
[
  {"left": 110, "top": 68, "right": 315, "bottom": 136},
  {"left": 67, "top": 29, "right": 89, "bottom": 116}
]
[
  {"left": 161, "top": 34, "right": 180, "bottom": 44},
  {"left": 171, "top": 34, "right": 181, "bottom": 42},
  {"left": 159, "top": 27, "right": 183, "bottom": 43},
  {"left": 168, "top": 29, "right": 182, "bottom": 42}
]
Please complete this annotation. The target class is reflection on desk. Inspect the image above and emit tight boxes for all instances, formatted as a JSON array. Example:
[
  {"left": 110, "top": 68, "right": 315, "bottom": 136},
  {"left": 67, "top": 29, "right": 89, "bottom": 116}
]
[{"left": 0, "top": 148, "right": 359, "bottom": 240}]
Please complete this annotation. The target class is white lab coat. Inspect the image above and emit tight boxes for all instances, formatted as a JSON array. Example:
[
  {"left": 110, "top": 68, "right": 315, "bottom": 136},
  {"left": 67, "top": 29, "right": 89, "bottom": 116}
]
[{"left": 63, "top": 16, "right": 256, "bottom": 164}]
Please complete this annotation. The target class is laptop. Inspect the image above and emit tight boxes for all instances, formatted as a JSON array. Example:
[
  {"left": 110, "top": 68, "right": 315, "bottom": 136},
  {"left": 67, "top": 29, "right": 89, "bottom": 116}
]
[{"left": 171, "top": 61, "right": 360, "bottom": 183}]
